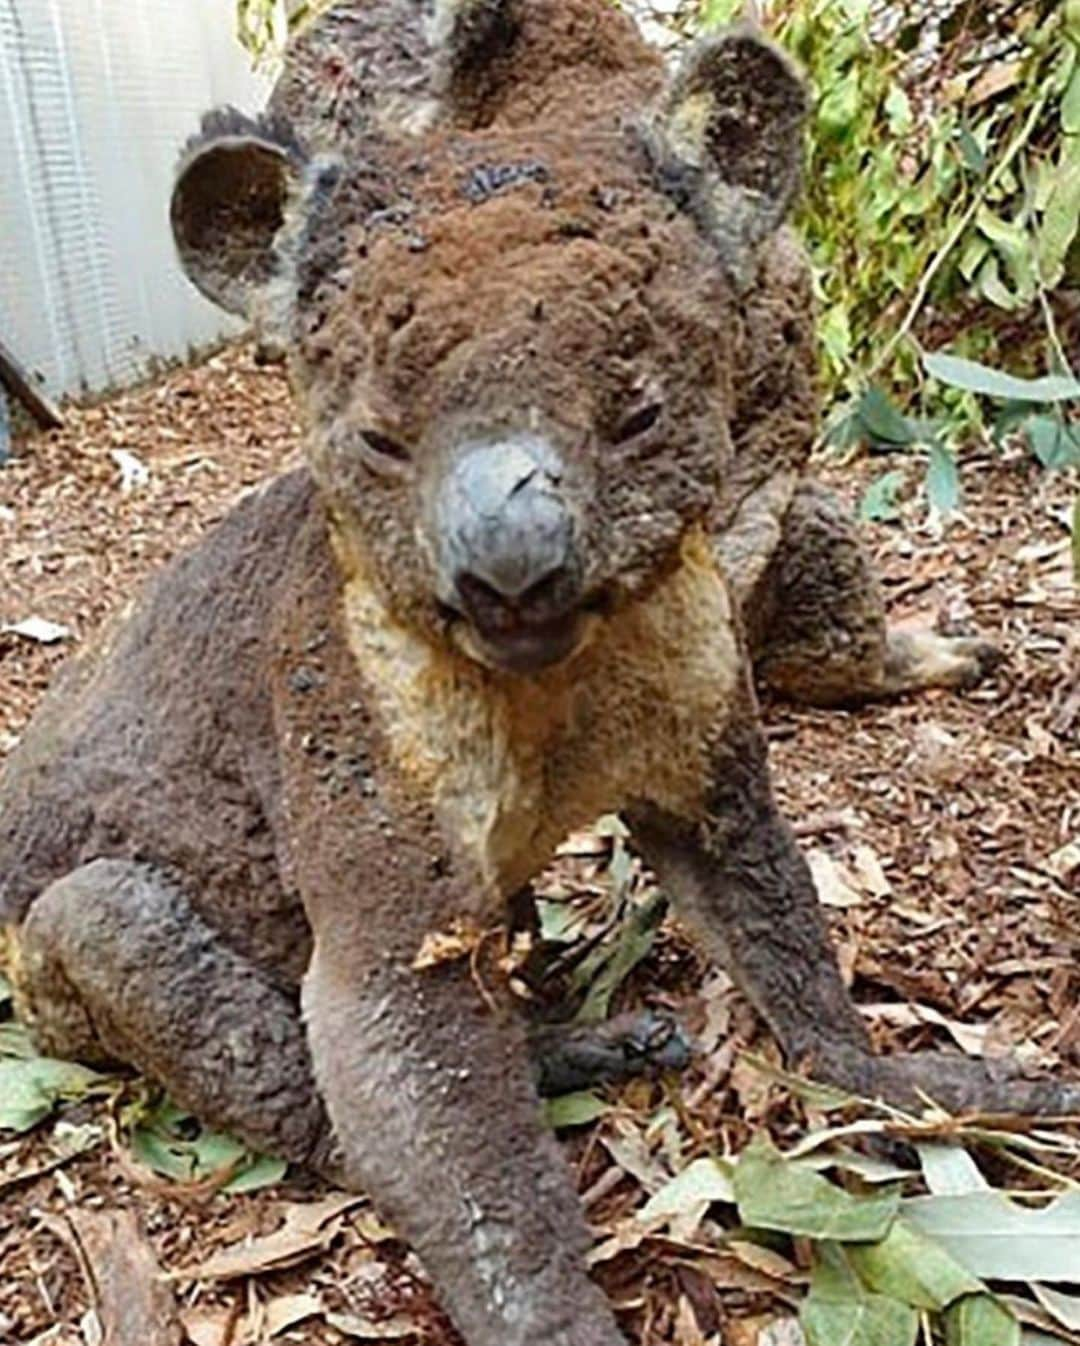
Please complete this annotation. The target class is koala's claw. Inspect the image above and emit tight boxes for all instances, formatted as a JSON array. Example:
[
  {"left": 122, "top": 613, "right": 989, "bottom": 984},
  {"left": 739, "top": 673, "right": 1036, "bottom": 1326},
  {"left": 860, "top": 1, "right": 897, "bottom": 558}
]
[
  {"left": 948, "top": 635, "right": 1007, "bottom": 689},
  {"left": 530, "top": 1010, "right": 694, "bottom": 1098}
]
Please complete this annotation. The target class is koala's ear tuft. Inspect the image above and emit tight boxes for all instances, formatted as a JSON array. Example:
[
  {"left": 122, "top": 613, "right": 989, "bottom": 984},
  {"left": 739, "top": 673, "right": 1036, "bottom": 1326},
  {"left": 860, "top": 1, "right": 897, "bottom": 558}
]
[
  {"left": 652, "top": 24, "right": 807, "bottom": 287},
  {"left": 171, "top": 108, "right": 307, "bottom": 317},
  {"left": 428, "top": 0, "right": 519, "bottom": 103}
]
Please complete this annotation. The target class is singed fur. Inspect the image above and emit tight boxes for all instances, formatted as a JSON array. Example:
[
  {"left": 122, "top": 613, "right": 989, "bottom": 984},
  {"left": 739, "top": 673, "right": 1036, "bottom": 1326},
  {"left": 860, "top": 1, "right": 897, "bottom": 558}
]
[{"left": 0, "top": 7, "right": 1014, "bottom": 1346}]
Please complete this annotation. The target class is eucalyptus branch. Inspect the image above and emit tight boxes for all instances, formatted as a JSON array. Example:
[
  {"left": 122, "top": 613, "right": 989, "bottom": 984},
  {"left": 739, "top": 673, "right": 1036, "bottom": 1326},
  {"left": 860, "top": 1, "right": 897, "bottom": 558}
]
[{"left": 870, "top": 87, "right": 1051, "bottom": 379}]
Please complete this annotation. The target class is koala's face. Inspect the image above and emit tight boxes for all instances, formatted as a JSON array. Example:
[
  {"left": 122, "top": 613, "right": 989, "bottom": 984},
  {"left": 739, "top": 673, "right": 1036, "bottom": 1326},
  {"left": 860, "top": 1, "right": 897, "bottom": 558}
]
[
  {"left": 285, "top": 128, "right": 738, "bottom": 672},
  {"left": 172, "top": 7, "right": 805, "bottom": 675}
]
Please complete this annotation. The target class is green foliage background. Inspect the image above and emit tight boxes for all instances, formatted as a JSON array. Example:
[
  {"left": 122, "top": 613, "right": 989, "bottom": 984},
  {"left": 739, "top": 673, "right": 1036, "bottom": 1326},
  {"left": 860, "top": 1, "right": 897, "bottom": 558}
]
[{"left": 703, "top": 1, "right": 1080, "bottom": 416}]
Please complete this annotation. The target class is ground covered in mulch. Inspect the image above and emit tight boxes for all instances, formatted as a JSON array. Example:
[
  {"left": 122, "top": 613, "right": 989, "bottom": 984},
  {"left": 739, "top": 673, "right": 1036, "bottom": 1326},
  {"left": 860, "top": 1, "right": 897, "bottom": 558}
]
[{"left": 1, "top": 346, "right": 1078, "bottom": 1346}]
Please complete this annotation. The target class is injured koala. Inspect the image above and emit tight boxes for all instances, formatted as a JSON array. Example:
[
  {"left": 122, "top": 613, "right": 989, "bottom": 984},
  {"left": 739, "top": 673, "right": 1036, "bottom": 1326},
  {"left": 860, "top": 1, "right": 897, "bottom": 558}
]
[{"left": 0, "top": 2, "right": 1065, "bottom": 1344}]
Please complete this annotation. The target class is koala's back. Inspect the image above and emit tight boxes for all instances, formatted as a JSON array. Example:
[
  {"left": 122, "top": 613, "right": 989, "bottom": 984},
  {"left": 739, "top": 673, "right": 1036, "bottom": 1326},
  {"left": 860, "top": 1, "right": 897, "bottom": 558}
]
[{"left": 0, "top": 471, "right": 320, "bottom": 982}]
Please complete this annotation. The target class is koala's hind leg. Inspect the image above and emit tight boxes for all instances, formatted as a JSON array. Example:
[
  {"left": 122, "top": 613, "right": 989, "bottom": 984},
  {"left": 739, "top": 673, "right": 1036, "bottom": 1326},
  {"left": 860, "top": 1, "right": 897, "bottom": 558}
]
[
  {"left": 16, "top": 859, "right": 337, "bottom": 1173},
  {"left": 15, "top": 859, "right": 679, "bottom": 1170},
  {"left": 752, "top": 482, "right": 1002, "bottom": 707}
]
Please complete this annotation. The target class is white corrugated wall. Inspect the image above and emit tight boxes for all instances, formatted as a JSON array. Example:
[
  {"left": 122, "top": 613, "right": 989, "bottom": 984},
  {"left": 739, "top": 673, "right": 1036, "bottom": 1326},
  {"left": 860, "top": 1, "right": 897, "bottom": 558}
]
[{"left": 0, "top": 0, "right": 271, "bottom": 400}]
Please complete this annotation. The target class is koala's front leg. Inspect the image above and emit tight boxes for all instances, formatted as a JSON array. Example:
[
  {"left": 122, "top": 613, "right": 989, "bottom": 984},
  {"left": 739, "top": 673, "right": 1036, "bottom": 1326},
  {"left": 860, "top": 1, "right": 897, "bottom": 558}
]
[
  {"left": 629, "top": 673, "right": 1080, "bottom": 1115},
  {"left": 302, "top": 905, "right": 624, "bottom": 1346},
  {"left": 629, "top": 675, "right": 870, "bottom": 1075}
]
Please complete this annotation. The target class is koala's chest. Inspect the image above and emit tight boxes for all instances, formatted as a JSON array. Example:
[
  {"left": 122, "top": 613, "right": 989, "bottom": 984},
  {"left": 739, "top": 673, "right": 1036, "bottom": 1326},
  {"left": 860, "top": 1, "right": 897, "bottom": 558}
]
[{"left": 339, "top": 533, "right": 740, "bottom": 900}]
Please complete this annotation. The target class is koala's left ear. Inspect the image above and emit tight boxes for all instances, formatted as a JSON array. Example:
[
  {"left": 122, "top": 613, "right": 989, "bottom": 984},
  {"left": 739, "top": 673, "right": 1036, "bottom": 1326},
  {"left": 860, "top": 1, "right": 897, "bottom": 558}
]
[
  {"left": 651, "top": 24, "right": 807, "bottom": 287},
  {"left": 170, "top": 109, "right": 307, "bottom": 318}
]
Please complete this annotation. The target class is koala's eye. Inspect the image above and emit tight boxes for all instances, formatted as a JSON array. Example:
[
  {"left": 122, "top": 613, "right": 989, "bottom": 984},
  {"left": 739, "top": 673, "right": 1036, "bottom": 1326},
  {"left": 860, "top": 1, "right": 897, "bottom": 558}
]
[
  {"left": 358, "top": 430, "right": 412, "bottom": 475},
  {"left": 614, "top": 401, "right": 663, "bottom": 444}
]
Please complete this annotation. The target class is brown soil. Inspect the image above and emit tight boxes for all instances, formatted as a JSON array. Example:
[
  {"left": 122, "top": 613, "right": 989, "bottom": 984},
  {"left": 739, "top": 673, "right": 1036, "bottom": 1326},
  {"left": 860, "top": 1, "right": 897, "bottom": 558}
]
[{"left": 1, "top": 345, "right": 1077, "bottom": 1345}]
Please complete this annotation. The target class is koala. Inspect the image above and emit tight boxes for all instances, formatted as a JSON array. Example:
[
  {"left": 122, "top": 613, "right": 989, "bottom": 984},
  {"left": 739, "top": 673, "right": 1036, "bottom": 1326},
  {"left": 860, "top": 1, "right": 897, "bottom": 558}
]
[{"left": 2, "top": 4, "right": 1071, "bottom": 1344}]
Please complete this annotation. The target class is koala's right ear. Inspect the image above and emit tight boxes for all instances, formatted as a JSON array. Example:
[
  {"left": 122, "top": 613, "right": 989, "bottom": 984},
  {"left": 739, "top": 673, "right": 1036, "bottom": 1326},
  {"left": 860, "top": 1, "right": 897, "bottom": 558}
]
[
  {"left": 171, "top": 109, "right": 306, "bottom": 318},
  {"left": 651, "top": 25, "right": 807, "bottom": 290}
]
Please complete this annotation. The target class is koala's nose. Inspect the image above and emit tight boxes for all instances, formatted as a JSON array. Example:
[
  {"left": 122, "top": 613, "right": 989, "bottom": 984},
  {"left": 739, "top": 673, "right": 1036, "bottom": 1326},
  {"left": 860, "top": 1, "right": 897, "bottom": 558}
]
[{"left": 435, "top": 436, "right": 582, "bottom": 629}]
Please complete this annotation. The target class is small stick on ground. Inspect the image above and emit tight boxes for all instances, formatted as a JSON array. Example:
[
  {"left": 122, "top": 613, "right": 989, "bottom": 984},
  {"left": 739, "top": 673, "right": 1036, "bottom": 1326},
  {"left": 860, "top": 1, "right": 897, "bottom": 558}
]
[{"left": 45, "top": 1208, "right": 183, "bottom": 1346}]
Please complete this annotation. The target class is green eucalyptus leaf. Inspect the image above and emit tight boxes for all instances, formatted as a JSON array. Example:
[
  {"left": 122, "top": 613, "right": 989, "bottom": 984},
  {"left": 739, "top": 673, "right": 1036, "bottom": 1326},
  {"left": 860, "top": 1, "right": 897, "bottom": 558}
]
[
  {"left": 1038, "top": 142, "right": 1080, "bottom": 287},
  {"left": 924, "top": 354, "right": 1080, "bottom": 403},
  {"left": 904, "top": 1190, "right": 1080, "bottom": 1281},
  {"left": 857, "top": 387, "right": 917, "bottom": 446},
  {"left": 927, "top": 442, "right": 961, "bottom": 517},
  {"left": 1032, "top": 1283, "right": 1080, "bottom": 1334},
  {"left": 224, "top": 1153, "right": 288, "bottom": 1194},
  {"left": 1024, "top": 415, "right": 1080, "bottom": 470},
  {"left": 735, "top": 1137, "right": 900, "bottom": 1242},
  {"left": 957, "top": 126, "right": 988, "bottom": 177},
  {"left": 1063, "top": 64, "right": 1080, "bottom": 135},
  {"left": 825, "top": 405, "right": 863, "bottom": 453},
  {"left": 572, "top": 892, "right": 665, "bottom": 1024},
  {"left": 993, "top": 400, "right": 1040, "bottom": 445},
  {"left": 885, "top": 86, "right": 913, "bottom": 135},
  {"left": 130, "top": 1102, "right": 286, "bottom": 1191},
  {"left": 846, "top": 1219, "right": 981, "bottom": 1311},
  {"left": 801, "top": 1244, "right": 918, "bottom": 1346},
  {"left": 915, "top": 1142, "right": 988, "bottom": 1197},
  {"left": 544, "top": 1091, "right": 609, "bottom": 1129},
  {"left": 699, "top": 0, "right": 745, "bottom": 28},
  {"left": 820, "top": 68, "right": 861, "bottom": 136},
  {"left": 977, "top": 254, "right": 1022, "bottom": 312},
  {"left": 959, "top": 233, "right": 991, "bottom": 281},
  {"left": 536, "top": 898, "right": 585, "bottom": 944},
  {"left": 860, "top": 471, "right": 906, "bottom": 523},
  {"left": 0, "top": 1056, "right": 108, "bottom": 1133},
  {"left": 638, "top": 1157, "right": 735, "bottom": 1223},
  {"left": 0, "top": 1021, "right": 35, "bottom": 1060},
  {"left": 945, "top": 1294, "right": 1020, "bottom": 1346}
]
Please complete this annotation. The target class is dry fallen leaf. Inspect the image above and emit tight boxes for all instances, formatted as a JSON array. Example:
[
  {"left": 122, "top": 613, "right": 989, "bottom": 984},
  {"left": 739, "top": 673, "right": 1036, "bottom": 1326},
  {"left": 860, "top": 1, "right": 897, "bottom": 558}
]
[
  {"left": 412, "top": 919, "right": 486, "bottom": 970},
  {"left": 324, "top": 1309, "right": 419, "bottom": 1339},
  {"left": 907, "top": 722, "right": 966, "bottom": 787},
  {"left": 2, "top": 617, "right": 72, "bottom": 644},
  {"left": 178, "top": 1307, "right": 233, "bottom": 1346},
  {"left": 861, "top": 1001, "right": 989, "bottom": 1058},
  {"left": 806, "top": 850, "right": 863, "bottom": 909},
  {"left": 173, "top": 1194, "right": 364, "bottom": 1281},
  {"left": 674, "top": 1295, "right": 710, "bottom": 1346},
  {"left": 850, "top": 843, "right": 892, "bottom": 898},
  {"left": 264, "top": 1292, "right": 323, "bottom": 1337},
  {"left": 60, "top": 1209, "right": 182, "bottom": 1346},
  {"left": 110, "top": 448, "right": 151, "bottom": 493},
  {"left": 1047, "top": 841, "right": 1080, "bottom": 886}
]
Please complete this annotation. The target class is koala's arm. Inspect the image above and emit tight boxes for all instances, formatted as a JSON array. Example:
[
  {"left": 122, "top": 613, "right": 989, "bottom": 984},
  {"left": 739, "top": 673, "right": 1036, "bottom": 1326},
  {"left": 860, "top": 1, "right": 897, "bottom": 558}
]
[
  {"left": 630, "top": 669, "right": 1080, "bottom": 1114},
  {"left": 629, "top": 671, "right": 870, "bottom": 1074},
  {"left": 273, "top": 537, "right": 623, "bottom": 1346}
]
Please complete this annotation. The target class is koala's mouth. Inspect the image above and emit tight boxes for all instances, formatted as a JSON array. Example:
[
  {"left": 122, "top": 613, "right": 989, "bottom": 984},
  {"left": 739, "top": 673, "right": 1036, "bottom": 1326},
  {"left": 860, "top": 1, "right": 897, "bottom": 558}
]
[
  {"left": 440, "top": 591, "right": 610, "bottom": 676},
  {"left": 473, "top": 612, "right": 586, "bottom": 674}
]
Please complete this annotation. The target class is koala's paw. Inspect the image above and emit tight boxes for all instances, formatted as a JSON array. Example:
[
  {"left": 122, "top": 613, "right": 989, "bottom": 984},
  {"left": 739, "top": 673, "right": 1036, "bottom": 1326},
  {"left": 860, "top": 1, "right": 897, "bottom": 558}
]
[
  {"left": 885, "top": 628, "right": 1005, "bottom": 696},
  {"left": 530, "top": 1009, "right": 695, "bottom": 1097},
  {"left": 947, "top": 634, "right": 1006, "bottom": 689}
]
